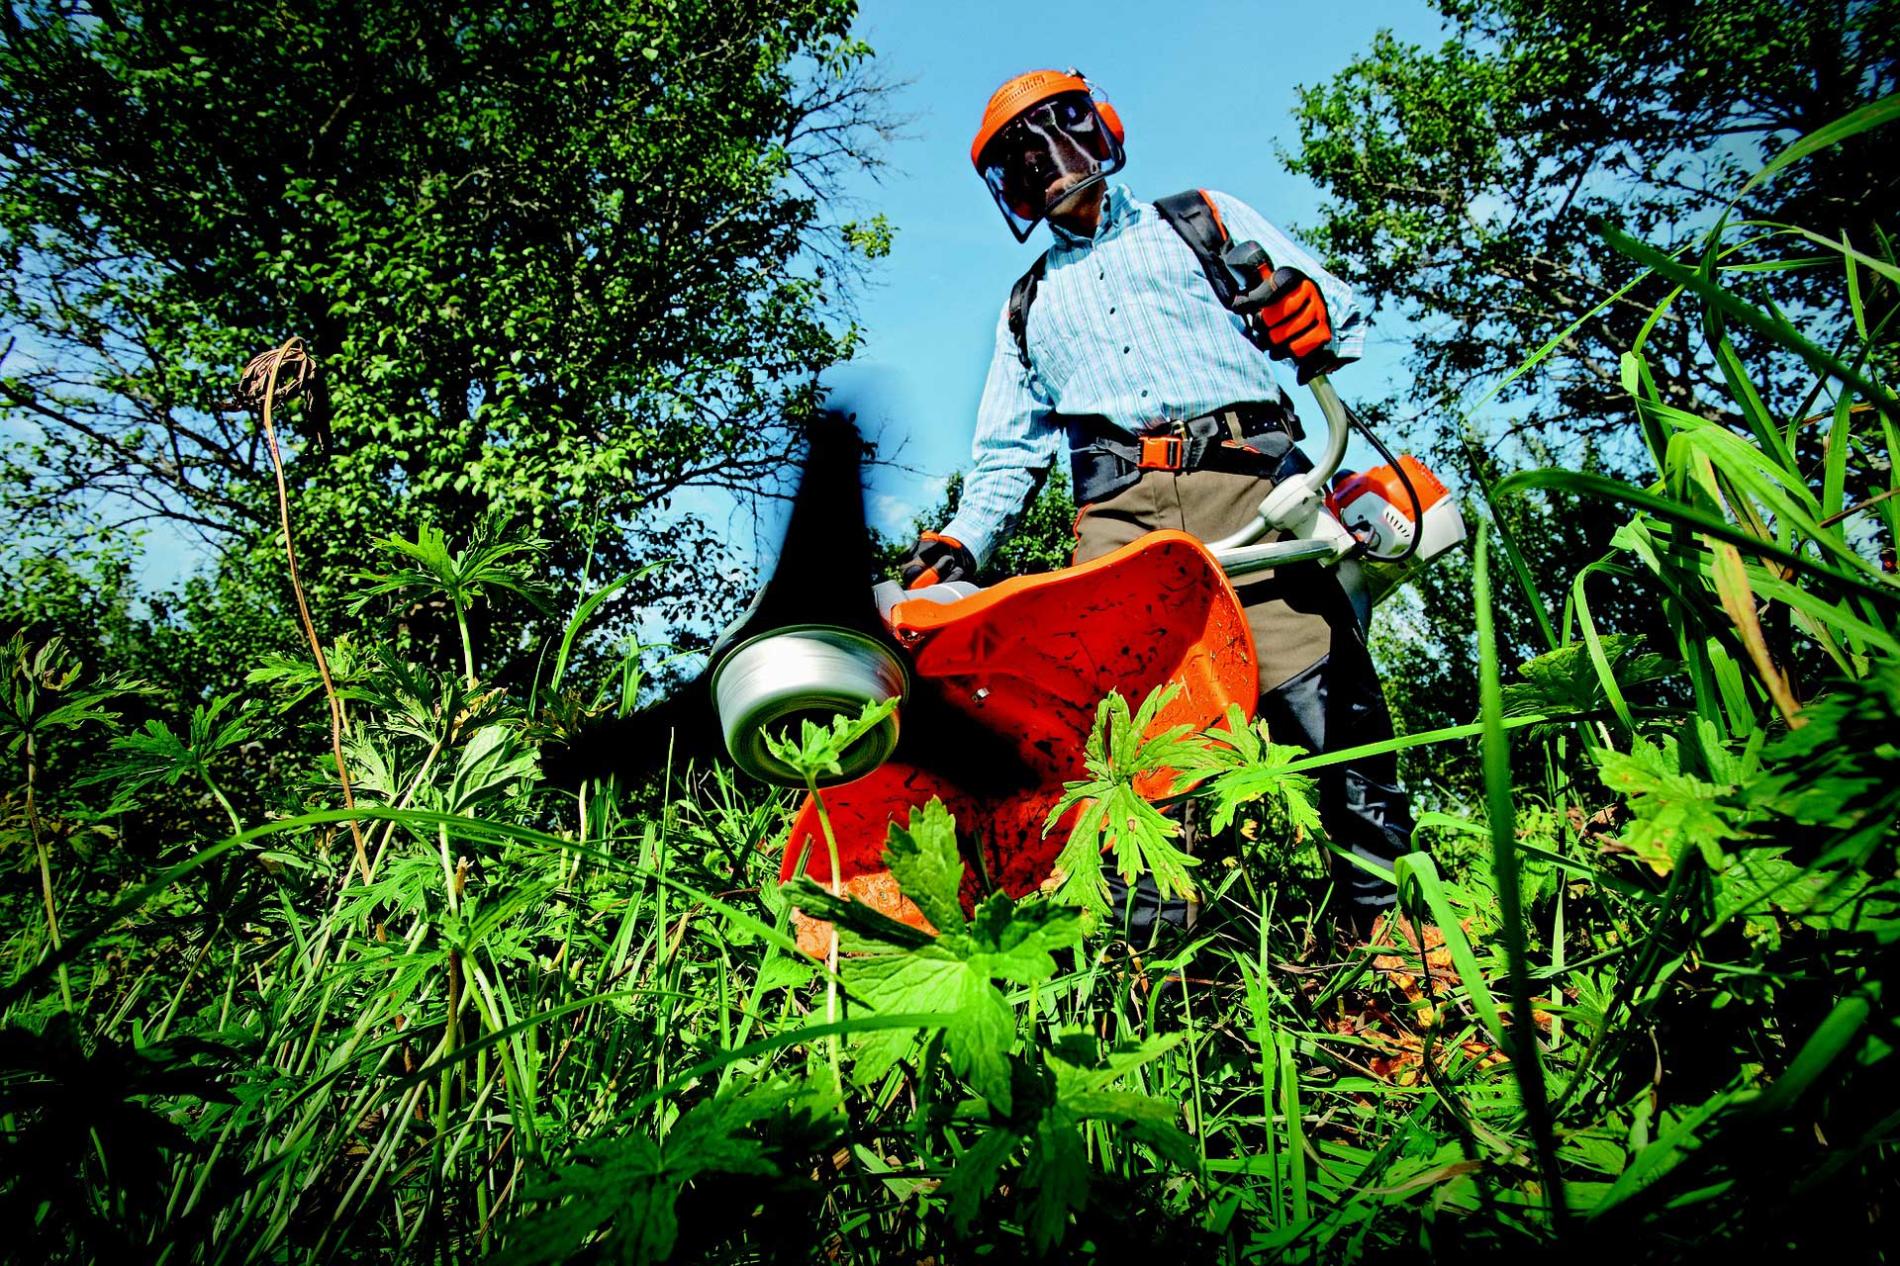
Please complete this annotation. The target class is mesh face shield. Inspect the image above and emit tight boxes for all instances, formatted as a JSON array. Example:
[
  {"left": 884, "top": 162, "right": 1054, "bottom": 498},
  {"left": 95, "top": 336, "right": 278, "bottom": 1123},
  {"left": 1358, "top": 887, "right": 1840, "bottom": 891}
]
[{"left": 976, "top": 92, "right": 1126, "bottom": 242}]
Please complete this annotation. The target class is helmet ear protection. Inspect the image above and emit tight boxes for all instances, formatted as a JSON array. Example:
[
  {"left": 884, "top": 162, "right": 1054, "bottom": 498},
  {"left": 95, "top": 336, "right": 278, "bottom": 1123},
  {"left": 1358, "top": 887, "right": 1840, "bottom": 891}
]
[{"left": 1071, "top": 69, "right": 1126, "bottom": 149}]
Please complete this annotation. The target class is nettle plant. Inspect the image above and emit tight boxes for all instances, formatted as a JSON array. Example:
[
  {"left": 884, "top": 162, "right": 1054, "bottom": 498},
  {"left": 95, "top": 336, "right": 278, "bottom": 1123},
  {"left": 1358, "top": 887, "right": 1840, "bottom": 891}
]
[
  {"left": 745, "top": 695, "right": 1344, "bottom": 1247},
  {"left": 1044, "top": 687, "right": 1322, "bottom": 924}
]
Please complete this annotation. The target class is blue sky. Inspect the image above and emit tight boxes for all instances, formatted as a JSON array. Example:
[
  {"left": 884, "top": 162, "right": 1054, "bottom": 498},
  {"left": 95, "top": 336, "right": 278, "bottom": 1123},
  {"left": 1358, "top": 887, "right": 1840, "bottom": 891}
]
[{"left": 830, "top": 0, "right": 1453, "bottom": 536}]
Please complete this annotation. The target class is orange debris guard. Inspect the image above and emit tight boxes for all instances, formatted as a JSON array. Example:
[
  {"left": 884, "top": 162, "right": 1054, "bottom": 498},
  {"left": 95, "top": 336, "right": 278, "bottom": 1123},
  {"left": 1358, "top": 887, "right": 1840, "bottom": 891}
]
[{"left": 779, "top": 530, "right": 1258, "bottom": 933}]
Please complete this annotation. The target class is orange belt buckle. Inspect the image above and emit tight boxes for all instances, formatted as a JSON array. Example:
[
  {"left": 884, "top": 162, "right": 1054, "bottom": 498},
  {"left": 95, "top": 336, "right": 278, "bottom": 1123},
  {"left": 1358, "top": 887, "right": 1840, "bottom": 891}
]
[{"left": 1139, "top": 434, "right": 1184, "bottom": 470}]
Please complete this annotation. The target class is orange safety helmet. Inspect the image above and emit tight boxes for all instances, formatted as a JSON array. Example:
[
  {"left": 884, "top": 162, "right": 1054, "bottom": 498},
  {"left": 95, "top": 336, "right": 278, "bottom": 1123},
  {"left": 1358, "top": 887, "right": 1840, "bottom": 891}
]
[{"left": 971, "top": 69, "right": 1126, "bottom": 241}]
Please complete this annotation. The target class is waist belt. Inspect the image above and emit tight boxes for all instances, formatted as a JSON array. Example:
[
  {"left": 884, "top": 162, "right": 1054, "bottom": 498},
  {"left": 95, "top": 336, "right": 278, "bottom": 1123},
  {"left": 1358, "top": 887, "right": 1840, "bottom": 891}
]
[{"left": 1064, "top": 401, "right": 1305, "bottom": 506}]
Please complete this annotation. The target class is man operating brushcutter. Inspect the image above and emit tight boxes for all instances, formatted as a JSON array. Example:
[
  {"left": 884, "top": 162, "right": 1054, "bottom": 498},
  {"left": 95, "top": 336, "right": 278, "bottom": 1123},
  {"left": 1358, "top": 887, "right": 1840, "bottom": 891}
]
[{"left": 899, "top": 69, "right": 1415, "bottom": 936}]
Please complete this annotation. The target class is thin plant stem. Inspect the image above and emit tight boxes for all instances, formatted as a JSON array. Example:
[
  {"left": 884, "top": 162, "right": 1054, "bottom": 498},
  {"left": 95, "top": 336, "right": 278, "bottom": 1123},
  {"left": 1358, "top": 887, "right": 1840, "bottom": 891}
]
[
  {"left": 25, "top": 729, "right": 72, "bottom": 1011},
  {"left": 804, "top": 773, "right": 846, "bottom": 1088},
  {"left": 251, "top": 337, "right": 371, "bottom": 885},
  {"left": 201, "top": 768, "right": 244, "bottom": 838},
  {"left": 1475, "top": 525, "right": 1570, "bottom": 1229},
  {"left": 455, "top": 596, "right": 477, "bottom": 688},
  {"left": 1817, "top": 482, "right": 1900, "bottom": 528}
]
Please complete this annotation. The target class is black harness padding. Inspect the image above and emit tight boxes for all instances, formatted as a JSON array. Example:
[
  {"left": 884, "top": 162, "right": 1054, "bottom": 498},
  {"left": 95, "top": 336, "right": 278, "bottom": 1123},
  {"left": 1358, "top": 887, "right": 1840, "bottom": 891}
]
[
  {"left": 1152, "top": 189, "right": 1276, "bottom": 354},
  {"left": 1065, "top": 404, "right": 1303, "bottom": 506},
  {"left": 1005, "top": 253, "right": 1046, "bottom": 372},
  {"left": 1152, "top": 191, "right": 1239, "bottom": 304}
]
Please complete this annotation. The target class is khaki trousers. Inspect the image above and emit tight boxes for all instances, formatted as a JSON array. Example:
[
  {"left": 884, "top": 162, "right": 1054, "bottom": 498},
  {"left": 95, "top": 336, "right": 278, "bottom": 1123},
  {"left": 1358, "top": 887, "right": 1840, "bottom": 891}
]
[
  {"left": 1073, "top": 465, "right": 1415, "bottom": 924},
  {"left": 1073, "top": 466, "right": 1339, "bottom": 694}
]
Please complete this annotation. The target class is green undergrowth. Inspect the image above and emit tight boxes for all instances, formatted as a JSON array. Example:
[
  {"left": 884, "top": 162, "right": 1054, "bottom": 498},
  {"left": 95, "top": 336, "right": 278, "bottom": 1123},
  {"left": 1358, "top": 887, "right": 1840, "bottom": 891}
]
[{"left": 0, "top": 98, "right": 1896, "bottom": 1266}]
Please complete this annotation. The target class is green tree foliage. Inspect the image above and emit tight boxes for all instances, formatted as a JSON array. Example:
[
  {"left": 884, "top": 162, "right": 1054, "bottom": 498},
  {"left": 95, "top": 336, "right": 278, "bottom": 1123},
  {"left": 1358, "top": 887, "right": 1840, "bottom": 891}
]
[
  {"left": 0, "top": 0, "right": 891, "bottom": 677},
  {"left": 1289, "top": 0, "right": 1897, "bottom": 462},
  {"left": 1292, "top": 1, "right": 1895, "bottom": 744}
]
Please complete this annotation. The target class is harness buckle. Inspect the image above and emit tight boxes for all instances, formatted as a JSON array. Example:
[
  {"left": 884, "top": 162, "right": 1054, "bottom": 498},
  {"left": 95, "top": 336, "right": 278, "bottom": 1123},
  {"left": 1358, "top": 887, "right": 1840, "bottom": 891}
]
[{"left": 1138, "top": 434, "right": 1185, "bottom": 470}]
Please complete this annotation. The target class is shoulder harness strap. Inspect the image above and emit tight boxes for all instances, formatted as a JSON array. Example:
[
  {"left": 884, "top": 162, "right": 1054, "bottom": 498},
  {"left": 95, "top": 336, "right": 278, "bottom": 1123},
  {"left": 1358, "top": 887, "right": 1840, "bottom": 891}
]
[
  {"left": 1153, "top": 189, "right": 1238, "bottom": 307},
  {"left": 1156, "top": 188, "right": 1274, "bottom": 353},
  {"left": 1006, "top": 252, "right": 1048, "bottom": 371}
]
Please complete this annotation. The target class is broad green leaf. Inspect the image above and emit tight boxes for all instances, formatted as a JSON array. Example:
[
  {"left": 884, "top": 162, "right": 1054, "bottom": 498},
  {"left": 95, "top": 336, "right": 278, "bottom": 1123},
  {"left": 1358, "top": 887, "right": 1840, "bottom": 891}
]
[
  {"left": 791, "top": 798, "right": 1086, "bottom": 1113},
  {"left": 844, "top": 949, "right": 970, "bottom": 1091},
  {"left": 1203, "top": 741, "right": 1322, "bottom": 835},
  {"left": 448, "top": 724, "right": 538, "bottom": 812},
  {"left": 949, "top": 969, "right": 1016, "bottom": 1109},
  {"left": 966, "top": 897, "right": 1082, "bottom": 983},
  {"left": 1023, "top": 1115, "right": 1091, "bottom": 1252},
  {"left": 1044, "top": 686, "right": 1202, "bottom": 921},
  {"left": 1595, "top": 736, "right": 1747, "bottom": 874},
  {"left": 845, "top": 946, "right": 1018, "bottom": 1111},
  {"left": 1745, "top": 665, "right": 1900, "bottom": 870},
  {"left": 1502, "top": 635, "right": 1676, "bottom": 739},
  {"left": 938, "top": 1126, "right": 1020, "bottom": 1235},
  {"left": 500, "top": 1079, "right": 824, "bottom": 1266},
  {"left": 882, "top": 798, "right": 964, "bottom": 934},
  {"left": 763, "top": 697, "right": 899, "bottom": 784}
]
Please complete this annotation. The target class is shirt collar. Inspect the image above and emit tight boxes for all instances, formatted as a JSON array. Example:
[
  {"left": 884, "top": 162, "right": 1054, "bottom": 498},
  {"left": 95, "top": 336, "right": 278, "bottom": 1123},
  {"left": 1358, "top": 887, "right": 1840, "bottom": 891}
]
[{"left": 1047, "top": 182, "right": 1141, "bottom": 247}]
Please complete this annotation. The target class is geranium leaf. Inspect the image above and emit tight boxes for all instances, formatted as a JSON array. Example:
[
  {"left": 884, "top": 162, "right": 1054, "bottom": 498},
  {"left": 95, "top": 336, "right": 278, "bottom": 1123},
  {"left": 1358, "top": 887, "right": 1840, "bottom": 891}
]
[{"left": 882, "top": 798, "right": 965, "bottom": 934}]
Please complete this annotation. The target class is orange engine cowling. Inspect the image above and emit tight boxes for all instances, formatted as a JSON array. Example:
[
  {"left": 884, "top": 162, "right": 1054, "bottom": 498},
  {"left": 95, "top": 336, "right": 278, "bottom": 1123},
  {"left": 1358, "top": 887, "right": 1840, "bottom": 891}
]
[
  {"left": 780, "top": 530, "right": 1257, "bottom": 950},
  {"left": 1327, "top": 456, "right": 1468, "bottom": 601}
]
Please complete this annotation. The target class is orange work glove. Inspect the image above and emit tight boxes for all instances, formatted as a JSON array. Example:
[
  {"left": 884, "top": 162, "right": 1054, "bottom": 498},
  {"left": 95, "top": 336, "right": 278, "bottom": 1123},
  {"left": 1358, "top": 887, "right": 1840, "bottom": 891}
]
[
  {"left": 1224, "top": 239, "right": 1344, "bottom": 385},
  {"left": 1254, "top": 267, "right": 1340, "bottom": 383},
  {"left": 900, "top": 532, "right": 975, "bottom": 589}
]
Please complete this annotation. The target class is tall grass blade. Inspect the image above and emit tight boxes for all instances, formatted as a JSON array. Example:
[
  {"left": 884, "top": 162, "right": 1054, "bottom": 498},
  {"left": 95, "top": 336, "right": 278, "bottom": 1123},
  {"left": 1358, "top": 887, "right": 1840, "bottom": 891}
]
[
  {"left": 549, "top": 565, "right": 654, "bottom": 690},
  {"left": 1751, "top": 993, "right": 1874, "bottom": 1118},
  {"left": 1474, "top": 525, "right": 1567, "bottom": 1228},
  {"left": 1568, "top": 559, "right": 1636, "bottom": 734},
  {"left": 1735, "top": 92, "right": 1900, "bottom": 200},
  {"left": 1599, "top": 222, "right": 1900, "bottom": 421},
  {"left": 1496, "top": 470, "right": 1898, "bottom": 603},
  {"left": 1464, "top": 448, "right": 1561, "bottom": 651},
  {"left": 1393, "top": 853, "right": 1507, "bottom": 1048}
]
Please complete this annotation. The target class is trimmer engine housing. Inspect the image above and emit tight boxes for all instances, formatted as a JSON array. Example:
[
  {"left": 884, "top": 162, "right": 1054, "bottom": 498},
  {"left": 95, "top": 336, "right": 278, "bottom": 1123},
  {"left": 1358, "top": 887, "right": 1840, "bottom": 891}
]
[{"left": 1328, "top": 455, "right": 1468, "bottom": 577}]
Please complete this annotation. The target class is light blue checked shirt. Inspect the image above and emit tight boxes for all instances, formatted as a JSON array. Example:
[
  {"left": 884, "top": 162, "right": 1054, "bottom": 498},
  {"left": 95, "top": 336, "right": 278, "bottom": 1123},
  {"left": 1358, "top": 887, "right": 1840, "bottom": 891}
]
[{"left": 941, "top": 184, "right": 1366, "bottom": 565}]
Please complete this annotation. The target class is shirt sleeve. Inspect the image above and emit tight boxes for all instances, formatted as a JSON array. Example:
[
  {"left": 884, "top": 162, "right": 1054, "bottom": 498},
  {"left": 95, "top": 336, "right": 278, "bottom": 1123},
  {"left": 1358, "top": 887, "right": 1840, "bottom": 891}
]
[
  {"left": 939, "top": 300, "right": 1064, "bottom": 566},
  {"left": 1203, "top": 190, "right": 1367, "bottom": 365}
]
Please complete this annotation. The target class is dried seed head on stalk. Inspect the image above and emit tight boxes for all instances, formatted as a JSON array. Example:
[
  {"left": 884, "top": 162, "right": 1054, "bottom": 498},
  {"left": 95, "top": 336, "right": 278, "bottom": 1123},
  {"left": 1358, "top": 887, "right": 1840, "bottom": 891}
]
[
  {"left": 230, "top": 338, "right": 330, "bottom": 453},
  {"left": 233, "top": 339, "right": 318, "bottom": 410}
]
